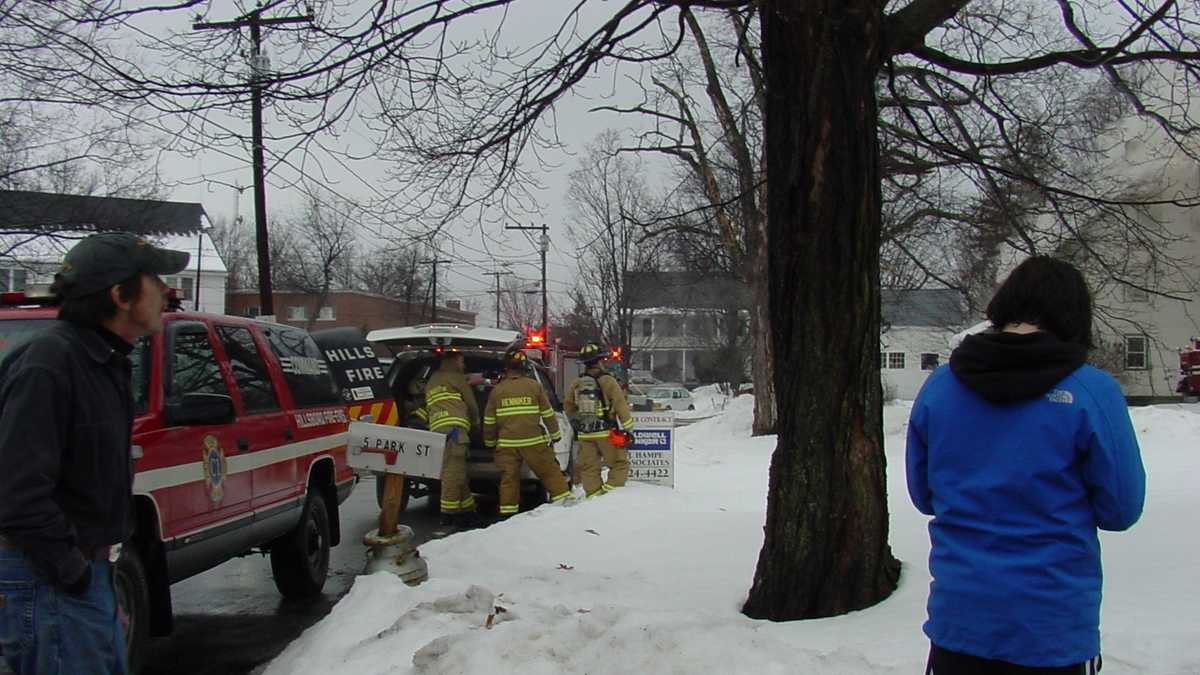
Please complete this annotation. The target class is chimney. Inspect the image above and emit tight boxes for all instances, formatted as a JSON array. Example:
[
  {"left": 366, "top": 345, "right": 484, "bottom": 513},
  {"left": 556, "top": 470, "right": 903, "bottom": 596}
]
[{"left": 445, "top": 299, "right": 461, "bottom": 311}]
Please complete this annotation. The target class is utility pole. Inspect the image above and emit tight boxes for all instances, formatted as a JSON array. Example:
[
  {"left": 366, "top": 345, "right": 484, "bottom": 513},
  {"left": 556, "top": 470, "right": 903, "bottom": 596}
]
[
  {"left": 421, "top": 258, "right": 451, "bottom": 322},
  {"left": 195, "top": 6, "right": 313, "bottom": 318},
  {"left": 505, "top": 223, "right": 549, "bottom": 334},
  {"left": 484, "top": 268, "right": 513, "bottom": 328}
]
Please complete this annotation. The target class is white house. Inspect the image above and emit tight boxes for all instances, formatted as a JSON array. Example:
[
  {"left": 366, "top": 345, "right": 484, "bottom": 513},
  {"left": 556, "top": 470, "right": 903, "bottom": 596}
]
[
  {"left": 0, "top": 190, "right": 227, "bottom": 314},
  {"left": 880, "top": 289, "right": 969, "bottom": 400}
]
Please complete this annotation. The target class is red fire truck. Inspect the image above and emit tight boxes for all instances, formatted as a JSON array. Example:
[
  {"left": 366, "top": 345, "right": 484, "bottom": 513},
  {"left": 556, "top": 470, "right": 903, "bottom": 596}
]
[{"left": 0, "top": 292, "right": 388, "bottom": 673}]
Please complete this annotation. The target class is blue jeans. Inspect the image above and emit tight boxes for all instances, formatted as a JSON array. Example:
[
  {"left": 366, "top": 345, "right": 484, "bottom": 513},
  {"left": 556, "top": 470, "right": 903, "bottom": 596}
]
[{"left": 0, "top": 548, "right": 127, "bottom": 675}]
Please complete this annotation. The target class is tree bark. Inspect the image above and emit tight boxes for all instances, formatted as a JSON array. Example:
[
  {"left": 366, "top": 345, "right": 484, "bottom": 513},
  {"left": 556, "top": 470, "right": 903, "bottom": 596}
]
[
  {"left": 747, "top": 264, "right": 776, "bottom": 435},
  {"left": 743, "top": 0, "right": 901, "bottom": 620}
]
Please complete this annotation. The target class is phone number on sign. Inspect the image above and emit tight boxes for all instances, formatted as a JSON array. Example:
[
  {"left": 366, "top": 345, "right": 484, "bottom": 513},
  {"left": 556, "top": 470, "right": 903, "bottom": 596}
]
[{"left": 629, "top": 468, "right": 671, "bottom": 480}]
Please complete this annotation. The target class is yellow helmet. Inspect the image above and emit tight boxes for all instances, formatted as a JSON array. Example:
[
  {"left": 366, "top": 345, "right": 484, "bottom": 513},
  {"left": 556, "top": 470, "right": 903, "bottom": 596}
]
[
  {"left": 505, "top": 347, "right": 528, "bottom": 371},
  {"left": 579, "top": 342, "right": 605, "bottom": 365}
]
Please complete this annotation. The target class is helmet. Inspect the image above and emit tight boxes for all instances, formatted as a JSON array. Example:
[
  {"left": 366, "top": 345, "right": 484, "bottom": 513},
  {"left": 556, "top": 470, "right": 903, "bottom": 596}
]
[
  {"left": 579, "top": 342, "right": 606, "bottom": 365},
  {"left": 504, "top": 347, "right": 528, "bottom": 371}
]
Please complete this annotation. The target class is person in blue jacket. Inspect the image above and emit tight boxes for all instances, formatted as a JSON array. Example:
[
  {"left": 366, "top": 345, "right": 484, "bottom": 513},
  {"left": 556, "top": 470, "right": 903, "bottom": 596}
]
[{"left": 906, "top": 256, "right": 1145, "bottom": 675}]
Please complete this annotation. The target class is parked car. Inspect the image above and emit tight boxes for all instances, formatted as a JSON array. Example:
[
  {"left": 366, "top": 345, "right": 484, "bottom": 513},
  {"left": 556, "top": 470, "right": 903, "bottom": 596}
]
[
  {"left": 366, "top": 324, "right": 576, "bottom": 511},
  {"left": 646, "top": 385, "right": 696, "bottom": 411},
  {"left": 0, "top": 293, "right": 377, "bottom": 674},
  {"left": 626, "top": 381, "right": 654, "bottom": 411}
]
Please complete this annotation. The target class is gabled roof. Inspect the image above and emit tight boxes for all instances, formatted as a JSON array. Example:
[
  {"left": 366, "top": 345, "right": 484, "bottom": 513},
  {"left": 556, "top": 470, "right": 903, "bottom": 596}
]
[
  {"left": 882, "top": 289, "right": 966, "bottom": 328},
  {"left": 623, "top": 271, "right": 751, "bottom": 310},
  {"left": 0, "top": 190, "right": 206, "bottom": 235}
]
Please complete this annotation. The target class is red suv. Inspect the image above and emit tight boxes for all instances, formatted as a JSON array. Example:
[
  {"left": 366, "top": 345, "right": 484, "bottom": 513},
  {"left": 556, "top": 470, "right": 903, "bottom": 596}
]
[{"left": 0, "top": 296, "right": 381, "bottom": 673}]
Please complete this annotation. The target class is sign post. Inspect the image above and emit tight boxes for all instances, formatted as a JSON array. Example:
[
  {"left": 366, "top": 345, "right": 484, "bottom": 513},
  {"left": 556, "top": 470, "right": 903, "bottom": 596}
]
[
  {"left": 348, "top": 421, "right": 447, "bottom": 584},
  {"left": 627, "top": 412, "right": 676, "bottom": 487}
]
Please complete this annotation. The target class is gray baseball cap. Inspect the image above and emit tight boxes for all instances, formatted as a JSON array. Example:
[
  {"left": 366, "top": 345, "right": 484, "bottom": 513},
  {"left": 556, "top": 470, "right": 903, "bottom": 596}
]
[{"left": 55, "top": 232, "right": 190, "bottom": 299}]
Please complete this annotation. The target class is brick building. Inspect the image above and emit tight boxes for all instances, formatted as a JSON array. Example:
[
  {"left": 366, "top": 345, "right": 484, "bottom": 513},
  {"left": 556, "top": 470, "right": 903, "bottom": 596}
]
[{"left": 225, "top": 290, "right": 475, "bottom": 332}]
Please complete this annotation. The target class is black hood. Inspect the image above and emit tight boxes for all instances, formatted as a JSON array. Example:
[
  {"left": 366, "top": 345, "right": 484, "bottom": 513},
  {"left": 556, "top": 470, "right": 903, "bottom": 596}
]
[{"left": 949, "top": 331, "right": 1087, "bottom": 404}]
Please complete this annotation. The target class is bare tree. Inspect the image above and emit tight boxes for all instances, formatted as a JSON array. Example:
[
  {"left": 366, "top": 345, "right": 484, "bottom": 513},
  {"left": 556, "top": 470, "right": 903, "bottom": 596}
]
[
  {"left": 270, "top": 192, "right": 357, "bottom": 329},
  {"left": 564, "top": 131, "right": 662, "bottom": 362},
  {"left": 498, "top": 276, "right": 543, "bottom": 331},
  {"left": 353, "top": 244, "right": 427, "bottom": 309}
]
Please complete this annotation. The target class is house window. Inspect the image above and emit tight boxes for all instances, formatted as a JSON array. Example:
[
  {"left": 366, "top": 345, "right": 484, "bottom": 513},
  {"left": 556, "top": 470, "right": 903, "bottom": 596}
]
[
  {"left": 639, "top": 353, "right": 652, "bottom": 370},
  {"left": 920, "top": 353, "right": 940, "bottom": 371},
  {"left": 1124, "top": 335, "right": 1148, "bottom": 370},
  {"left": 244, "top": 306, "right": 260, "bottom": 317},
  {"left": 641, "top": 318, "right": 653, "bottom": 337},
  {"left": 1123, "top": 284, "right": 1150, "bottom": 303},
  {"left": 164, "top": 275, "right": 194, "bottom": 301},
  {"left": 0, "top": 268, "right": 29, "bottom": 292},
  {"left": 317, "top": 305, "right": 336, "bottom": 321},
  {"left": 886, "top": 352, "right": 906, "bottom": 370},
  {"left": 287, "top": 306, "right": 307, "bottom": 321}
]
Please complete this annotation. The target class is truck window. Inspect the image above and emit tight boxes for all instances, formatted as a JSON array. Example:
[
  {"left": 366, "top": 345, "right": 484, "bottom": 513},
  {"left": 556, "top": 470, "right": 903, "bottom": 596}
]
[
  {"left": 216, "top": 325, "right": 280, "bottom": 414},
  {"left": 262, "top": 326, "right": 341, "bottom": 408},
  {"left": 167, "top": 324, "right": 230, "bottom": 399},
  {"left": 131, "top": 336, "right": 150, "bottom": 416}
]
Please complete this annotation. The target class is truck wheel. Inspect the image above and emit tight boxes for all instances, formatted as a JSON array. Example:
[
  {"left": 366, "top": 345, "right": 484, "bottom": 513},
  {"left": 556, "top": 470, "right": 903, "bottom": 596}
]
[
  {"left": 374, "top": 474, "right": 412, "bottom": 513},
  {"left": 114, "top": 546, "right": 151, "bottom": 675},
  {"left": 271, "top": 490, "right": 331, "bottom": 599}
]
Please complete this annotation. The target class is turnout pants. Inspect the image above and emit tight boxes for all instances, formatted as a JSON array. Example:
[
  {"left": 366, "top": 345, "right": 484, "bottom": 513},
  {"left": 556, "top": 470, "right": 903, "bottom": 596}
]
[
  {"left": 495, "top": 444, "right": 570, "bottom": 516},
  {"left": 578, "top": 438, "right": 629, "bottom": 497},
  {"left": 439, "top": 437, "right": 475, "bottom": 514}
]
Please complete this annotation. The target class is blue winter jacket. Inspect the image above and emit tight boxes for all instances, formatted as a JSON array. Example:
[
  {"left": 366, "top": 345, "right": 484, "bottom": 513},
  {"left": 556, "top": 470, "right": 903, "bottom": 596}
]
[{"left": 907, "top": 362, "right": 1145, "bottom": 667}]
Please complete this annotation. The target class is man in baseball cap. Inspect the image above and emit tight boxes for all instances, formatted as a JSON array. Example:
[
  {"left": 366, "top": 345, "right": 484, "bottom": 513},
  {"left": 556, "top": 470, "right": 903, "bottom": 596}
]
[
  {"left": 0, "top": 231, "right": 188, "bottom": 674},
  {"left": 54, "top": 231, "right": 191, "bottom": 299}
]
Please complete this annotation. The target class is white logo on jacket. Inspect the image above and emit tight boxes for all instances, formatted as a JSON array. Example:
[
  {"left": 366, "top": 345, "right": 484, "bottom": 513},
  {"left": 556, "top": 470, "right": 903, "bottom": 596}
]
[{"left": 1046, "top": 389, "right": 1075, "bottom": 404}]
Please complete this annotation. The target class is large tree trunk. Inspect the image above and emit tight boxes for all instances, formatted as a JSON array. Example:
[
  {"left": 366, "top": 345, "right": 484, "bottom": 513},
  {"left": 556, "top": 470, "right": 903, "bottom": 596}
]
[{"left": 743, "top": 1, "right": 900, "bottom": 620}]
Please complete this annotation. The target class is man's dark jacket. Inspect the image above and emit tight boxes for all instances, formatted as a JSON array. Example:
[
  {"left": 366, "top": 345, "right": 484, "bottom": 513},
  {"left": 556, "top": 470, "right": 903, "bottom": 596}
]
[{"left": 0, "top": 320, "right": 134, "bottom": 587}]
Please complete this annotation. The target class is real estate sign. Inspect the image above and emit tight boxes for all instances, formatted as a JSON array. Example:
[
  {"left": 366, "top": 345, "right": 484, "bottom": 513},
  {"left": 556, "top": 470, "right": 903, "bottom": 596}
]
[{"left": 628, "top": 412, "right": 675, "bottom": 488}]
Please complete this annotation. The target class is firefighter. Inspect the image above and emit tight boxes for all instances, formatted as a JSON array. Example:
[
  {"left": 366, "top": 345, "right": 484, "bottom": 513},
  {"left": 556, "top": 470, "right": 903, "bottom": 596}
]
[
  {"left": 425, "top": 348, "right": 479, "bottom": 527},
  {"left": 483, "top": 348, "right": 572, "bottom": 516},
  {"left": 565, "top": 342, "right": 634, "bottom": 497}
]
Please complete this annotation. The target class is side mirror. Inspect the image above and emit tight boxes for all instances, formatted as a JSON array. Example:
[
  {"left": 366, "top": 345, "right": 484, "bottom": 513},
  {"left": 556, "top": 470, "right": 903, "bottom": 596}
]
[{"left": 164, "top": 393, "right": 236, "bottom": 427}]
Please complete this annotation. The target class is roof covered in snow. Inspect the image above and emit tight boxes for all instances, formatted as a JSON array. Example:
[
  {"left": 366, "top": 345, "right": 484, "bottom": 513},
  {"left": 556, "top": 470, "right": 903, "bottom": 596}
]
[{"left": 882, "top": 288, "right": 966, "bottom": 329}]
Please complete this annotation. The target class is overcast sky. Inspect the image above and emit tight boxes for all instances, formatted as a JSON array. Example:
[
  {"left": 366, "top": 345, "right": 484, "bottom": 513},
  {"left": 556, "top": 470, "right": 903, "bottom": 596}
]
[{"left": 124, "top": 0, "right": 677, "bottom": 323}]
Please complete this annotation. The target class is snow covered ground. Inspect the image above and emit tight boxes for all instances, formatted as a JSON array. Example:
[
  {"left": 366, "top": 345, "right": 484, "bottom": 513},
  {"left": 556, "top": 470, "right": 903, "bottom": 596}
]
[{"left": 264, "top": 396, "right": 1200, "bottom": 674}]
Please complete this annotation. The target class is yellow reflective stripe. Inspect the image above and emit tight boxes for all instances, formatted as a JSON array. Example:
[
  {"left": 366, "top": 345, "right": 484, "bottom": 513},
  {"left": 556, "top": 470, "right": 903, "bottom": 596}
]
[
  {"left": 550, "top": 431, "right": 562, "bottom": 440},
  {"left": 429, "top": 417, "right": 470, "bottom": 430},
  {"left": 540, "top": 409, "right": 555, "bottom": 418},
  {"left": 620, "top": 418, "right": 634, "bottom": 430},
  {"left": 496, "top": 435, "right": 548, "bottom": 448},
  {"left": 427, "top": 393, "right": 463, "bottom": 404},
  {"left": 586, "top": 487, "right": 604, "bottom": 498},
  {"left": 413, "top": 408, "right": 428, "bottom": 420},
  {"left": 482, "top": 416, "right": 496, "bottom": 424},
  {"left": 602, "top": 483, "right": 617, "bottom": 492},
  {"left": 549, "top": 491, "right": 571, "bottom": 502},
  {"left": 498, "top": 504, "right": 519, "bottom": 514},
  {"left": 578, "top": 431, "right": 610, "bottom": 440},
  {"left": 496, "top": 406, "right": 540, "bottom": 417},
  {"left": 485, "top": 441, "right": 497, "bottom": 448}
]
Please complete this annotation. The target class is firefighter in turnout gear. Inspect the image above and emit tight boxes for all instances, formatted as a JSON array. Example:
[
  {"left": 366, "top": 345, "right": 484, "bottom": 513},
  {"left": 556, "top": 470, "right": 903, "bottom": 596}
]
[
  {"left": 565, "top": 342, "right": 634, "bottom": 497},
  {"left": 483, "top": 348, "right": 571, "bottom": 516},
  {"left": 425, "top": 349, "right": 479, "bottom": 526}
]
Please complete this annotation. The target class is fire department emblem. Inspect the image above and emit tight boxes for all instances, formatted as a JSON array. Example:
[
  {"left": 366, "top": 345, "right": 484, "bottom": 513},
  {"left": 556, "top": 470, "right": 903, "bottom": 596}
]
[{"left": 201, "top": 435, "right": 228, "bottom": 503}]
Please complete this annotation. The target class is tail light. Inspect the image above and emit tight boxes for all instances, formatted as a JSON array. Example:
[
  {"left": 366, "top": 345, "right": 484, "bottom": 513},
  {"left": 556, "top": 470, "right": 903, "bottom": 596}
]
[{"left": 608, "top": 429, "right": 629, "bottom": 449}]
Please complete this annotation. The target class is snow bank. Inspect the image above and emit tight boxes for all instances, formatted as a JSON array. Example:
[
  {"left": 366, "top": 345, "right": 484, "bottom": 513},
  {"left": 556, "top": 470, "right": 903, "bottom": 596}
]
[{"left": 265, "top": 398, "right": 1200, "bottom": 675}]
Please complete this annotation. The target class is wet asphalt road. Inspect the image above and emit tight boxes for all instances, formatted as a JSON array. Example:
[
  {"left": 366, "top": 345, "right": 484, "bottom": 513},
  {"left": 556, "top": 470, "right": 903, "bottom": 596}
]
[{"left": 142, "top": 475, "right": 440, "bottom": 675}]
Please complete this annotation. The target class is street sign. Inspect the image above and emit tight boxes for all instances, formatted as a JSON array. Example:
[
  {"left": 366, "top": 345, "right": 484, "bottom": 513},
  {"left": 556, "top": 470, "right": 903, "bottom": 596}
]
[
  {"left": 628, "top": 412, "right": 675, "bottom": 487},
  {"left": 347, "top": 421, "right": 446, "bottom": 479}
]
